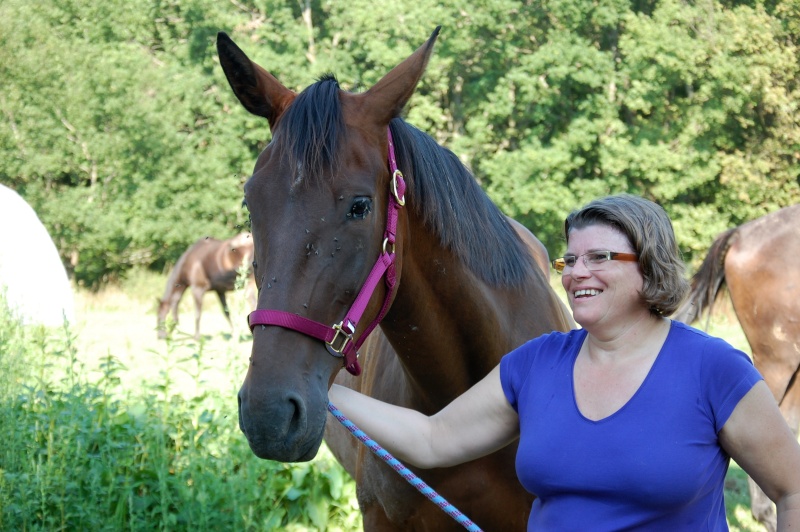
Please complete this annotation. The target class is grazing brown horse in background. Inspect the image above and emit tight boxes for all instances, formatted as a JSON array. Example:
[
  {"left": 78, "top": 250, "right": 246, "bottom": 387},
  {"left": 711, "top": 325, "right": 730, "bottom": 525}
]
[
  {"left": 672, "top": 204, "right": 800, "bottom": 532},
  {"left": 157, "top": 232, "right": 255, "bottom": 340},
  {"left": 217, "top": 27, "right": 574, "bottom": 530}
]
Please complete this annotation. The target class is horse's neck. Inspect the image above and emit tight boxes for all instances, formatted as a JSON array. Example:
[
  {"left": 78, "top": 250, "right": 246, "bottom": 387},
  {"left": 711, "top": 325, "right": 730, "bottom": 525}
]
[
  {"left": 381, "top": 233, "right": 565, "bottom": 406},
  {"left": 161, "top": 251, "right": 192, "bottom": 301}
]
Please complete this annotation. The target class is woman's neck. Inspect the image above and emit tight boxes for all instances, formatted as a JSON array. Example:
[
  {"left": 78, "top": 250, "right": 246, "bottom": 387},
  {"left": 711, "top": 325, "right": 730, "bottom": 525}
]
[{"left": 583, "top": 315, "right": 671, "bottom": 364}]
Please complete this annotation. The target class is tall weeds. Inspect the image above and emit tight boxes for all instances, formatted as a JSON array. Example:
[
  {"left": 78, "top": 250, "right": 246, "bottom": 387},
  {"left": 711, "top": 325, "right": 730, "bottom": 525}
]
[{"left": 0, "top": 295, "right": 360, "bottom": 531}]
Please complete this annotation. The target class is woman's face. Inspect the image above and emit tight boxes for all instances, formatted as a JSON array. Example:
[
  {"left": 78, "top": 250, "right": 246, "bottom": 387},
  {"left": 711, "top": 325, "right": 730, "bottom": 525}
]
[{"left": 561, "top": 224, "right": 646, "bottom": 331}]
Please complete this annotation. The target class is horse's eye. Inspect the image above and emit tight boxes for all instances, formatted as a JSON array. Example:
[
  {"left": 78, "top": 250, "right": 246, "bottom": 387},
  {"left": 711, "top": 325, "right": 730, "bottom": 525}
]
[{"left": 348, "top": 198, "right": 372, "bottom": 220}]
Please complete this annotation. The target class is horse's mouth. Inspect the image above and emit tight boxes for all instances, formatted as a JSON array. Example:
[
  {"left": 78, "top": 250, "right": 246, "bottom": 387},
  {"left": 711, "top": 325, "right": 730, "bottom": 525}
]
[
  {"left": 238, "top": 399, "right": 247, "bottom": 438},
  {"left": 243, "top": 426, "right": 323, "bottom": 462}
]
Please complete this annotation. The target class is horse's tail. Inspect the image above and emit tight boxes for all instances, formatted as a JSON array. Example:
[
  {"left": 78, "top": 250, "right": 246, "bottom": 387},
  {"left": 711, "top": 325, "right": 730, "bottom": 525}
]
[{"left": 672, "top": 227, "right": 739, "bottom": 324}]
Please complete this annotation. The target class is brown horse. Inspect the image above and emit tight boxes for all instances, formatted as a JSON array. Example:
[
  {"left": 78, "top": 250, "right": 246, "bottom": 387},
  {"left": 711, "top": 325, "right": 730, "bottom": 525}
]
[
  {"left": 157, "top": 232, "right": 255, "bottom": 340},
  {"left": 672, "top": 204, "right": 800, "bottom": 532},
  {"left": 217, "top": 27, "right": 574, "bottom": 530}
]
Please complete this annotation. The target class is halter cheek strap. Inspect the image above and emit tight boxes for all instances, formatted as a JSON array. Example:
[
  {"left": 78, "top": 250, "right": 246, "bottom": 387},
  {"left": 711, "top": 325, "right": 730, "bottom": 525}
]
[{"left": 246, "top": 129, "right": 406, "bottom": 376}]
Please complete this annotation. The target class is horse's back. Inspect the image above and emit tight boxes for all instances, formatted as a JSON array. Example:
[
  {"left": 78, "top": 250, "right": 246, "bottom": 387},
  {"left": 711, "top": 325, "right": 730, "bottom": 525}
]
[
  {"left": 164, "top": 235, "right": 247, "bottom": 293},
  {"left": 506, "top": 216, "right": 550, "bottom": 279},
  {"left": 184, "top": 237, "right": 221, "bottom": 264},
  {"left": 162, "top": 237, "right": 215, "bottom": 288},
  {"left": 196, "top": 234, "right": 253, "bottom": 291},
  {"left": 724, "top": 205, "right": 800, "bottom": 312},
  {"left": 727, "top": 205, "right": 800, "bottom": 259}
]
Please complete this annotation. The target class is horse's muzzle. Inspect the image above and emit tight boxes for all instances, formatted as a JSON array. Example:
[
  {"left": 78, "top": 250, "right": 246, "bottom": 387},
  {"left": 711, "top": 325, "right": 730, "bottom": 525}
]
[{"left": 237, "top": 387, "right": 324, "bottom": 462}]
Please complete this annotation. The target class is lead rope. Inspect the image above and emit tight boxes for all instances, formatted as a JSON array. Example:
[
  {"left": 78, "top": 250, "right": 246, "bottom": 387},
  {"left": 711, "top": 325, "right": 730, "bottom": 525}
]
[{"left": 327, "top": 402, "right": 484, "bottom": 532}]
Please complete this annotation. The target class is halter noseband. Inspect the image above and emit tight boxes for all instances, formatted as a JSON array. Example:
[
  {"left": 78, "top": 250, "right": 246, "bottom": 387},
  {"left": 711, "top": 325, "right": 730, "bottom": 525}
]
[{"left": 246, "top": 129, "right": 406, "bottom": 376}]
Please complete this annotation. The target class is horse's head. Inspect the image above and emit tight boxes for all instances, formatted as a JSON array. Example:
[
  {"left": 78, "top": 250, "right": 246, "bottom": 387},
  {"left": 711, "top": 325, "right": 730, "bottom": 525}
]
[{"left": 217, "top": 28, "right": 439, "bottom": 461}]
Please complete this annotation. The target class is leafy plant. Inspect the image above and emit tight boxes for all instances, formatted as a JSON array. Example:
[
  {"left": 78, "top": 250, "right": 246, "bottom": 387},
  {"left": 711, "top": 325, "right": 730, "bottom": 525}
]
[{"left": 0, "top": 295, "right": 361, "bottom": 531}]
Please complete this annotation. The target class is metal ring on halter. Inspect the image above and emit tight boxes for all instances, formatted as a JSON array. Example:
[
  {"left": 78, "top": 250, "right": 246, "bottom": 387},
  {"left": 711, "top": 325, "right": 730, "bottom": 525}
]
[
  {"left": 326, "top": 322, "right": 353, "bottom": 355},
  {"left": 391, "top": 169, "right": 405, "bottom": 206},
  {"left": 382, "top": 238, "right": 396, "bottom": 254}
]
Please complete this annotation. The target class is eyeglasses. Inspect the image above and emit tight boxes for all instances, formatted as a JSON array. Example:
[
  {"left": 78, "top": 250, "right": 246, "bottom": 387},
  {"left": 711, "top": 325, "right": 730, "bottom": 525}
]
[{"left": 551, "top": 251, "right": 638, "bottom": 274}]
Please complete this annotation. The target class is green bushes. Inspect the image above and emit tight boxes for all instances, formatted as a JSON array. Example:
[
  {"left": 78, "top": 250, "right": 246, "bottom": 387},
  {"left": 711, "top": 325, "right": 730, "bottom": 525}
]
[
  {"left": 3, "top": 0, "right": 799, "bottom": 287},
  {"left": 0, "top": 297, "right": 361, "bottom": 531}
]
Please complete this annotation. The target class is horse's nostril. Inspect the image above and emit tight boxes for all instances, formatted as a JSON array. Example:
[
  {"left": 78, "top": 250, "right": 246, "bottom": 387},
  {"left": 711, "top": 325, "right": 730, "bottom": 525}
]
[{"left": 287, "top": 392, "right": 307, "bottom": 431}]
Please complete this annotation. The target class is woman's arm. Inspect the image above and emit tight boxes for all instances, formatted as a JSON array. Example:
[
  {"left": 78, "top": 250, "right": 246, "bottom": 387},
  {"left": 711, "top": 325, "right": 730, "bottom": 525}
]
[
  {"left": 327, "top": 365, "right": 519, "bottom": 469},
  {"left": 719, "top": 381, "right": 800, "bottom": 530}
]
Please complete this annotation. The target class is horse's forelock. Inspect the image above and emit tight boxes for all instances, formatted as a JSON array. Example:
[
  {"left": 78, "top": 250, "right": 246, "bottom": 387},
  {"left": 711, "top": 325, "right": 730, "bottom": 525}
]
[{"left": 274, "top": 76, "right": 344, "bottom": 185}]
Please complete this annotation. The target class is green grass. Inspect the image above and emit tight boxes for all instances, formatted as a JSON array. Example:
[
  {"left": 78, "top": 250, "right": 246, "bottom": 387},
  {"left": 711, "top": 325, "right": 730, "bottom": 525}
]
[{"left": 726, "top": 461, "right": 767, "bottom": 532}]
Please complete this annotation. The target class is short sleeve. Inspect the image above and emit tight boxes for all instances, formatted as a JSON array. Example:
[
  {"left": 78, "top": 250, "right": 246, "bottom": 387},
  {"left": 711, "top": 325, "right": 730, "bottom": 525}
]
[{"left": 700, "top": 335, "right": 763, "bottom": 433}]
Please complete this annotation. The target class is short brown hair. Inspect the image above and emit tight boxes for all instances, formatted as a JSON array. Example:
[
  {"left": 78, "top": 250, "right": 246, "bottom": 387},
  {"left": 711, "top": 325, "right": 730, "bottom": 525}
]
[{"left": 564, "top": 194, "right": 689, "bottom": 316}]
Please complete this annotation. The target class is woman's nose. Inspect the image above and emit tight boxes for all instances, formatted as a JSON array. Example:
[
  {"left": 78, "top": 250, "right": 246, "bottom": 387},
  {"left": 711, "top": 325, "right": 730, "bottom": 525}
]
[{"left": 570, "top": 256, "right": 592, "bottom": 277}]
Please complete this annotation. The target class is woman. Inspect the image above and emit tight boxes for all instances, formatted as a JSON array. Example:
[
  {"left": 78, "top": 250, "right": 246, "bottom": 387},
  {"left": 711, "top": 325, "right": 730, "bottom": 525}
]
[{"left": 328, "top": 194, "right": 800, "bottom": 530}]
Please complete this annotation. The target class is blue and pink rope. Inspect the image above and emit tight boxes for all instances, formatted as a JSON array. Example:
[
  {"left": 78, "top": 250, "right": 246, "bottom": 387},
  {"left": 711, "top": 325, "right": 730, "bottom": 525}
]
[{"left": 327, "top": 402, "right": 483, "bottom": 532}]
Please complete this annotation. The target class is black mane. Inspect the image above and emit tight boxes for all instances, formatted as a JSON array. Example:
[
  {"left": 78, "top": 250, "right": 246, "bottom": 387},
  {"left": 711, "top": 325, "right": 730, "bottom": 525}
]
[{"left": 390, "top": 119, "right": 536, "bottom": 286}]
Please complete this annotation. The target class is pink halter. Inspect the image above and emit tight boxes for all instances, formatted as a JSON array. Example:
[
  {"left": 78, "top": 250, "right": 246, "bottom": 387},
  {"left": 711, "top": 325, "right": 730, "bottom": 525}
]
[{"left": 247, "top": 129, "right": 406, "bottom": 376}]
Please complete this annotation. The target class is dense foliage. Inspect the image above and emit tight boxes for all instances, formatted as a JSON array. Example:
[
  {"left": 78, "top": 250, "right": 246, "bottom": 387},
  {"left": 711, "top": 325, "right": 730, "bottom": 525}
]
[{"left": 1, "top": 0, "right": 798, "bottom": 287}]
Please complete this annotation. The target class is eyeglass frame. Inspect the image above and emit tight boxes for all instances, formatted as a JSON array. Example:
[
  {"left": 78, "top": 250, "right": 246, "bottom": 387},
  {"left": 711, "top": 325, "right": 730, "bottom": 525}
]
[{"left": 551, "top": 250, "right": 638, "bottom": 274}]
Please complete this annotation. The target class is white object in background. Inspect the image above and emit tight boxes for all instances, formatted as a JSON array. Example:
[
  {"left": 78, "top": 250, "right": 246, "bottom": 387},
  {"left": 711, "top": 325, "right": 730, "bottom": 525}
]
[{"left": 0, "top": 184, "right": 75, "bottom": 326}]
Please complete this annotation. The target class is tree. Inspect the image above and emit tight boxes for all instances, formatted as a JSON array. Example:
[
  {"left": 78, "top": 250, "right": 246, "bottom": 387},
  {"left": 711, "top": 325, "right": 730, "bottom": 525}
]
[{"left": 1, "top": 0, "right": 797, "bottom": 285}]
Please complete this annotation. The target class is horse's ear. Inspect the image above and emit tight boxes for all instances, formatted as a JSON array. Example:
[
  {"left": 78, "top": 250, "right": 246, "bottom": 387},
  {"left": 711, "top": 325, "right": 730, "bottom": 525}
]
[
  {"left": 216, "top": 32, "right": 296, "bottom": 129},
  {"left": 358, "top": 26, "right": 441, "bottom": 127}
]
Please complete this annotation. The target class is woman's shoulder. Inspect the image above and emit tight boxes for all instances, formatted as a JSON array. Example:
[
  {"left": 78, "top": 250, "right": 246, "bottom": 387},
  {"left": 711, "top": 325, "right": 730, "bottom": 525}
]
[
  {"left": 502, "top": 328, "right": 586, "bottom": 369},
  {"left": 667, "top": 320, "right": 748, "bottom": 360},
  {"left": 499, "top": 328, "right": 585, "bottom": 409},
  {"left": 666, "top": 320, "right": 759, "bottom": 383},
  {"left": 524, "top": 327, "right": 585, "bottom": 352},
  {"left": 666, "top": 321, "right": 763, "bottom": 432}
]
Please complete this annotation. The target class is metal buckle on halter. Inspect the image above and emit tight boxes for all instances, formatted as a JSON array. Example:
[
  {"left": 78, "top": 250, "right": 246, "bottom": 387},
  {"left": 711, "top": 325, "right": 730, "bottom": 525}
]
[
  {"left": 327, "top": 321, "right": 354, "bottom": 355},
  {"left": 391, "top": 169, "right": 405, "bottom": 206}
]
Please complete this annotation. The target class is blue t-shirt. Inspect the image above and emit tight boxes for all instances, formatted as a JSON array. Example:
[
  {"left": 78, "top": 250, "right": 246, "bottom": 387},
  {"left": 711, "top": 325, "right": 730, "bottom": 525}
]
[{"left": 499, "top": 320, "right": 762, "bottom": 531}]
